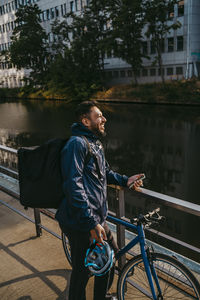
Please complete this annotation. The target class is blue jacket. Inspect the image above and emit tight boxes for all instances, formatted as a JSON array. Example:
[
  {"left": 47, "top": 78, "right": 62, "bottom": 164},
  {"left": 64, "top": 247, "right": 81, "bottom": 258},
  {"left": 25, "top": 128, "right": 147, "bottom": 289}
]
[{"left": 55, "top": 122, "right": 128, "bottom": 232}]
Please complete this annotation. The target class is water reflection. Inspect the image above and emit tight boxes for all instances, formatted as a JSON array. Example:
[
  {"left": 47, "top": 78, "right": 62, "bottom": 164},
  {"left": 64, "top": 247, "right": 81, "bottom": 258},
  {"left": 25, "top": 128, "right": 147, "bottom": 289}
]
[
  {"left": 103, "top": 104, "right": 200, "bottom": 204},
  {"left": 0, "top": 100, "right": 76, "bottom": 148},
  {"left": 1, "top": 100, "right": 200, "bottom": 202}
]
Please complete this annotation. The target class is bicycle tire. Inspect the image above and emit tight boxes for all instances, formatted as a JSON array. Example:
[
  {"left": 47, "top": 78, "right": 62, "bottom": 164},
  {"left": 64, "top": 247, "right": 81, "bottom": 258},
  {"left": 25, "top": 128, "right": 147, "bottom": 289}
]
[
  {"left": 117, "top": 252, "right": 200, "bottom": 299},
  {"left": 61, "top": 231, "right": 72, "bottom": 266}
]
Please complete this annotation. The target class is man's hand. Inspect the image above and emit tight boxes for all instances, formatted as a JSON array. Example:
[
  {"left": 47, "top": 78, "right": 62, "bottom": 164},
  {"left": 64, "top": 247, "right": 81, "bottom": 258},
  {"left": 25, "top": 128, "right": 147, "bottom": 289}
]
[
  {"left": 90, "top": 224, "right": 107, "bottom": 244},
  {"left": 127, "top": 173, "right": 145, "bottom": 191}
]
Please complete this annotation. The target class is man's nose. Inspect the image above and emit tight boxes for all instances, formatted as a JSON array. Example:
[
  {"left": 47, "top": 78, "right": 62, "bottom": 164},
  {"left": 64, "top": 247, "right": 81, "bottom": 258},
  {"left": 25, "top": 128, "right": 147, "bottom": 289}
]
[{"left": 103, "top": 116, "right": 107, "bottom": 122}]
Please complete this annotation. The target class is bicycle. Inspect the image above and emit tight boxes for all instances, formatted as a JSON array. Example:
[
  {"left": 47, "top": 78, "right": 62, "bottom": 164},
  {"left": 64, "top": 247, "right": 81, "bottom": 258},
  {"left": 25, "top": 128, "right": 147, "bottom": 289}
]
[{"left": 62, "top": 208, "right": 200, "bottom": 299}]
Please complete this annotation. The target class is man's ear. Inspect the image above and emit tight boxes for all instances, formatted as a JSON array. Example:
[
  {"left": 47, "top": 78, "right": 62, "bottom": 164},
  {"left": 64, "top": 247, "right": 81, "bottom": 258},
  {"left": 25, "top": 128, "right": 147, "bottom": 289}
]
[{"left": 82, "top": 118, "right": 90, "bottom": 128}]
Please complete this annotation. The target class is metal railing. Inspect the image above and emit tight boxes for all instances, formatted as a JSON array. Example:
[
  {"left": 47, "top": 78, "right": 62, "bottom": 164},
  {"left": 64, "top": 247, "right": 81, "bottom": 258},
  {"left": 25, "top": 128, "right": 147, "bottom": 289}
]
[{"left": 0, "top": 144, "right": 200, "bottom": 270}]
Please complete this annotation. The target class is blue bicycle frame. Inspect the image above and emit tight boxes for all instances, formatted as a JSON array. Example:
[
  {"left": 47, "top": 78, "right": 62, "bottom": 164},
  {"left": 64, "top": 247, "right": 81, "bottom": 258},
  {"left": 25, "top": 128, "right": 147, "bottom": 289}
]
[{"left": 107, "top": 215, "right": 162, "bottom": 300}]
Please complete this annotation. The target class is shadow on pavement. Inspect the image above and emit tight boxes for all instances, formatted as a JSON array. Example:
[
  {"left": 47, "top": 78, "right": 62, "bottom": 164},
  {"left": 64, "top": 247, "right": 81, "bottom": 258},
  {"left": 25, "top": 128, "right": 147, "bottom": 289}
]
[{"left": 0, "top": 241, "right": 71, "bottom": 300}]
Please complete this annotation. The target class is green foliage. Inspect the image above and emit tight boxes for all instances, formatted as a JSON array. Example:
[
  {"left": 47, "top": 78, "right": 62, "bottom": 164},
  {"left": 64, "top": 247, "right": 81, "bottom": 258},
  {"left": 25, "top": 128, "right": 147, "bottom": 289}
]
[
  {"left": 9, "top": 4, "right": 49, "bottom": 86},
  {"left": 108, "top": 0, "right": 146, "bottom": 84},
  {"left": 7, "top": 0, "right": 183, "bottom": 100},
  {"left": 48, "top": 1, "right": 112, "bottom": 101},
  {"left": 97, "top": 80, "right": 200, "bottom": 103}
]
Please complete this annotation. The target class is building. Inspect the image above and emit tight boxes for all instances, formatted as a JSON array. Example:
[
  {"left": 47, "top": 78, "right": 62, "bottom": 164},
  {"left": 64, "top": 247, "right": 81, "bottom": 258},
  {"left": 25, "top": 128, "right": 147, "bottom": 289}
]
[
  {"left": 105, "top": 0, "right": 200, "bottom": 84},
  {"left": 0, "top": 0, "right": 200, "bottom": 87}
]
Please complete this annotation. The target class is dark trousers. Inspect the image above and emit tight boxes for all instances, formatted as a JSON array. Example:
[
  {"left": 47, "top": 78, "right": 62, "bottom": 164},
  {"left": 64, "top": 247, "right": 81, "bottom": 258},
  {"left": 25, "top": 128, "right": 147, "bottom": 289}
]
[{"left": 61, "top": 222, "right": 118, "bottom": 300}]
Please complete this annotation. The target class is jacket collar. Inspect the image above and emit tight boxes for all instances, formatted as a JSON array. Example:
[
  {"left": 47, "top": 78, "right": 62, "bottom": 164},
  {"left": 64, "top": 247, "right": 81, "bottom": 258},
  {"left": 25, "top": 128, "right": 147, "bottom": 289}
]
[{"left": 71, "top": 122, "right": 99, "bottom": 141}]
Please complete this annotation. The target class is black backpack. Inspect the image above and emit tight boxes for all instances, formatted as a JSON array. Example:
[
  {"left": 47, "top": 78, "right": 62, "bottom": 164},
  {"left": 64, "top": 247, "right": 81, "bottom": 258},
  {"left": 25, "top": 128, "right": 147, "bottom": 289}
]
[{"left": 18, "top": 136, "right": 98, "bottom": 209}]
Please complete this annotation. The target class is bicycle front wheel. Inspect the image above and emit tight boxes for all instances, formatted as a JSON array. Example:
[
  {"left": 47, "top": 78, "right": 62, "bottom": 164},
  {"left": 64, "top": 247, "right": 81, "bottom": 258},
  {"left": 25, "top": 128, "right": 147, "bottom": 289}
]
[
  {"left": 117, "top": 252, "right": 200, "bottom": 299},
  {"left": 61, "top": 231, "right": 72, "bottom": 266}
]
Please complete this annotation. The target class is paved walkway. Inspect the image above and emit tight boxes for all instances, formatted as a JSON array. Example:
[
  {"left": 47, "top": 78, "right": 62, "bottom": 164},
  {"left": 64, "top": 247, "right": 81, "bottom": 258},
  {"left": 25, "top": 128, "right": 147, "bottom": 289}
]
[
  {"left": 0, "top": 191, "right": 98, "bottom": 300},
  {"left": 1, "top": 189, "right": 199, "bottom": 300}
]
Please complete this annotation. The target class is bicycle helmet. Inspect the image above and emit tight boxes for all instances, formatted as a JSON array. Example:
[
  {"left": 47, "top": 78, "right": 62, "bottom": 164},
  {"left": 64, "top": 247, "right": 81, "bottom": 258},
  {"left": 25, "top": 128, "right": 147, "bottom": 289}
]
[{"left": 84, "top": 240, "right": 114, "bottom": 276}]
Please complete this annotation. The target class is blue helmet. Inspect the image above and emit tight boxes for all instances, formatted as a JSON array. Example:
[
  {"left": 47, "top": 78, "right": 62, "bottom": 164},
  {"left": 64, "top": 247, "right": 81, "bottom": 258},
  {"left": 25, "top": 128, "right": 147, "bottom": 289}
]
[{"left": 85, "top": 241, "right": 114, "bottom": 276}]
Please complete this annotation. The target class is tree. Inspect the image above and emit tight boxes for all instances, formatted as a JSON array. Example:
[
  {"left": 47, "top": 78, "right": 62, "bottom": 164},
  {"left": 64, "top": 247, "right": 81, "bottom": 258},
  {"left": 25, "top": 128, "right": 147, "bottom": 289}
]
[
  {"left": 48, "top": 0, "right": 111, "bottom": 100},
  {"left": 144, "top": 0, "right": 181, "bottom": 83},
  {"left": 108, "top": 0, "right": 146, "bottom": 84},
  {"left": 9, "top": 4, "right": 49, "bottom": 86}
]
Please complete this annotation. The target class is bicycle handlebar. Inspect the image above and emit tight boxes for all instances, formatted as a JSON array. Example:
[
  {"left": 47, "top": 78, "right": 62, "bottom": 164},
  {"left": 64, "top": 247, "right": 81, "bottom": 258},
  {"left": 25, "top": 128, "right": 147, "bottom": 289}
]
[{"left": 131, "top": 207, "right": 165, "bottom": 226}]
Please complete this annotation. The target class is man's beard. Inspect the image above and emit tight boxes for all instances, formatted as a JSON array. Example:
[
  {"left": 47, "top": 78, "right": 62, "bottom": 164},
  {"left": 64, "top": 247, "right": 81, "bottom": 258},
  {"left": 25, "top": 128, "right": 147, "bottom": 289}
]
[{"left": 91, "top": 123, "right": 107, "bottom": 138}]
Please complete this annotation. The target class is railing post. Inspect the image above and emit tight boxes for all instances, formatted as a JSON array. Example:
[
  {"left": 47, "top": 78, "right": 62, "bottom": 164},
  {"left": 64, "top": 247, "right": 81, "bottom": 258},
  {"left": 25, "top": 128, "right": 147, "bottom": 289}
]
[
  {"left": 33, "top": 208, "right": 42, "bottom": 237},
  {"left": 116, "top": 188, "right": 126, "bottom": 269}
]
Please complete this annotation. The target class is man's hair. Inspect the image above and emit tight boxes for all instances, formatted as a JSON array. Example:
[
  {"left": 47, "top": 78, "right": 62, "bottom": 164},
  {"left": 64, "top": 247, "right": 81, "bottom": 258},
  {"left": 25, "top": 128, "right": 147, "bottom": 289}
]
[{"left": 75, "top": 100, "right": 99, "bottom": 122}]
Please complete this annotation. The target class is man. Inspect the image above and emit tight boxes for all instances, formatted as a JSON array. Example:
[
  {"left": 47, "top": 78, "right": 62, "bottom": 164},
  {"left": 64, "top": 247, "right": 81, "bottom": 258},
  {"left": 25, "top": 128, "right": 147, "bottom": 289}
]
[{"left": 55, "top": 101, "right": 144, "bottom": 300}]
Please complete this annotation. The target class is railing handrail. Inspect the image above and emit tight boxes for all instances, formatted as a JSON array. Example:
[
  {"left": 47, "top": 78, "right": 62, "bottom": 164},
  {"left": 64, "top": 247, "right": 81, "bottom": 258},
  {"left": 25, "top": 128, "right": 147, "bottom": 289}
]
[
  {"left": 0, "top": 144, "right": 17, "bottom": 154},
  {"left": 0, "top": 144, "right": 200, "bottom": 217},
  {"left": 0, "top": 167, "right": 200, "bottom": 267},
  {"left": 107, "top": 184, "right": 200, "bottom": 216},
  {"left": 139, "top": 187, "right": 200, "bottom": 217}
]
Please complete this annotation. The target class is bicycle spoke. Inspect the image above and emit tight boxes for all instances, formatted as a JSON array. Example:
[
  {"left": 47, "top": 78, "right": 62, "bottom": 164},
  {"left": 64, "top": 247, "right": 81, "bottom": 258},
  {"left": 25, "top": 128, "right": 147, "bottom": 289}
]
[{"left": 118, "top": 254, "right": 200, "bottom": 300}]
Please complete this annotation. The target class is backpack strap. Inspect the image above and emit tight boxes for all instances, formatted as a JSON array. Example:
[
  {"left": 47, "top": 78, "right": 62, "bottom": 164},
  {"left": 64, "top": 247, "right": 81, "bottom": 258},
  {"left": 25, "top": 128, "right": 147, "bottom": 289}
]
[
  {"left": 81, "top": 135, "right": 93, "bottom": 164},
  {"left": 81, "top": 135, "right": 102, "bottom": 180}
]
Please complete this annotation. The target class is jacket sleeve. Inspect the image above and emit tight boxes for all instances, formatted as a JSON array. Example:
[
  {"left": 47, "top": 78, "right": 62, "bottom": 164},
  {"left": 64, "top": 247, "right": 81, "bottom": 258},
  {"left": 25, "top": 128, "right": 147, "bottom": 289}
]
[
  {"left": 61, "top": 137, "right": 98, "bottom": 230},
  {"left": 105, "top": 160, "right": 128, "bottom": 187}
]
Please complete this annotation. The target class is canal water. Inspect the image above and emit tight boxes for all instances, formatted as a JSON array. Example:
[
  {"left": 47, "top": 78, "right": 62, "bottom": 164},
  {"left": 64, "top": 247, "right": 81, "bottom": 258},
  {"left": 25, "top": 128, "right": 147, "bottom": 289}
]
[{"left": 0, "top": 99, "right": 200, "bottom": 261}]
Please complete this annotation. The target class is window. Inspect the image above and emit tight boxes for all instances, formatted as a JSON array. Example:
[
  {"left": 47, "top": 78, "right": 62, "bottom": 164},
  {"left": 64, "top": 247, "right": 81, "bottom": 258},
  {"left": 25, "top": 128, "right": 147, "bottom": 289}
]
[
  {"left": 75, "top": 0, "right": 78, "bottom": 11},
  {"left": 150, "top": 41, "right": 156, "bottom": 54},
  {"left": 48, "top": 33, "right": 53, "bottom": 43},
  {"left": 168, "top": 37, "right": 174, "bottom": 52},
  {"left": 11, "top": 1, "right": 15, "bottom": 10},
  {"left": 61, "top": 3, "right": 67, "bottom": 15},
  {"left": 8, "top": 3, "right": 11, "bottom": 12},
  {"left": 142, "top": 69, "right": 148, "bottom": 77},
  {"left": 178, "top": 0, "right": 184, "bottom": 17},
  {"left": 15, "top": 0, "right": 18, "bottom": 9},
  {"left": 136, "top": 70, "right": 140, "bottom": 77},
  {"left": 150, "top": 68, "right": 156, "bottom": 76},
  {"left": 176, "top": 66, "right": 183, "bottom": 75},
  {"left": 19, "top": 0, "right": 24, "bottom": 6},
  {"left": 142, "top": 41, "right": 148, "bottom": 55},
  {"left": 158, "top": 68, "right": 165, "bottom": 76},
  {"left": 61, "top": 4, "right": 64, "bottom": 16},
  {"left": 120, "top": 70, "right": 126, "bottom": 77},
  {"left": 127, "top": 70, "right": 132, "bottom": 77},
  {"left": 55, "top": 6, "right": 59, "bottom": 17},
  {"left": 70, "top": 1, "right": 74, "bottom": 12},
  {"left": 159, "top": 38, "right": 165, "bottom": 53},
  {"left": 39, "top": 12, "right": 43, "bottom": 21},
  {"left": 46, "top": 9, "right": 50, "bottom": 20},
  {"left": 106, "top": 71, "right": 112, "bottom": 79},
  {"left": 113, "top": 70, "right": 119, "bottom": 78},
  {"left": 50, "top": 8, "right": 55, "bottom": 19},
  {"left": 106, "top": 49, "right": 112, "bottom": 58},
  {"left": 167, "top": 67, "right": 173, "bottom": 75},
  {"left": 7, "top": 23, "right": 11, "bottom": 31},
  {"left": 177, "top": 36, "right": 183, "bottom": 51}
]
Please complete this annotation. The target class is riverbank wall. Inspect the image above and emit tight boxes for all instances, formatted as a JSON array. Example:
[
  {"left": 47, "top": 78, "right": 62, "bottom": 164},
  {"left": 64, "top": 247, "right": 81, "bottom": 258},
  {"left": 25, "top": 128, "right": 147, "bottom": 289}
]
[{"left": 0, "top": 80, "right": 200, "bottom": 105}]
